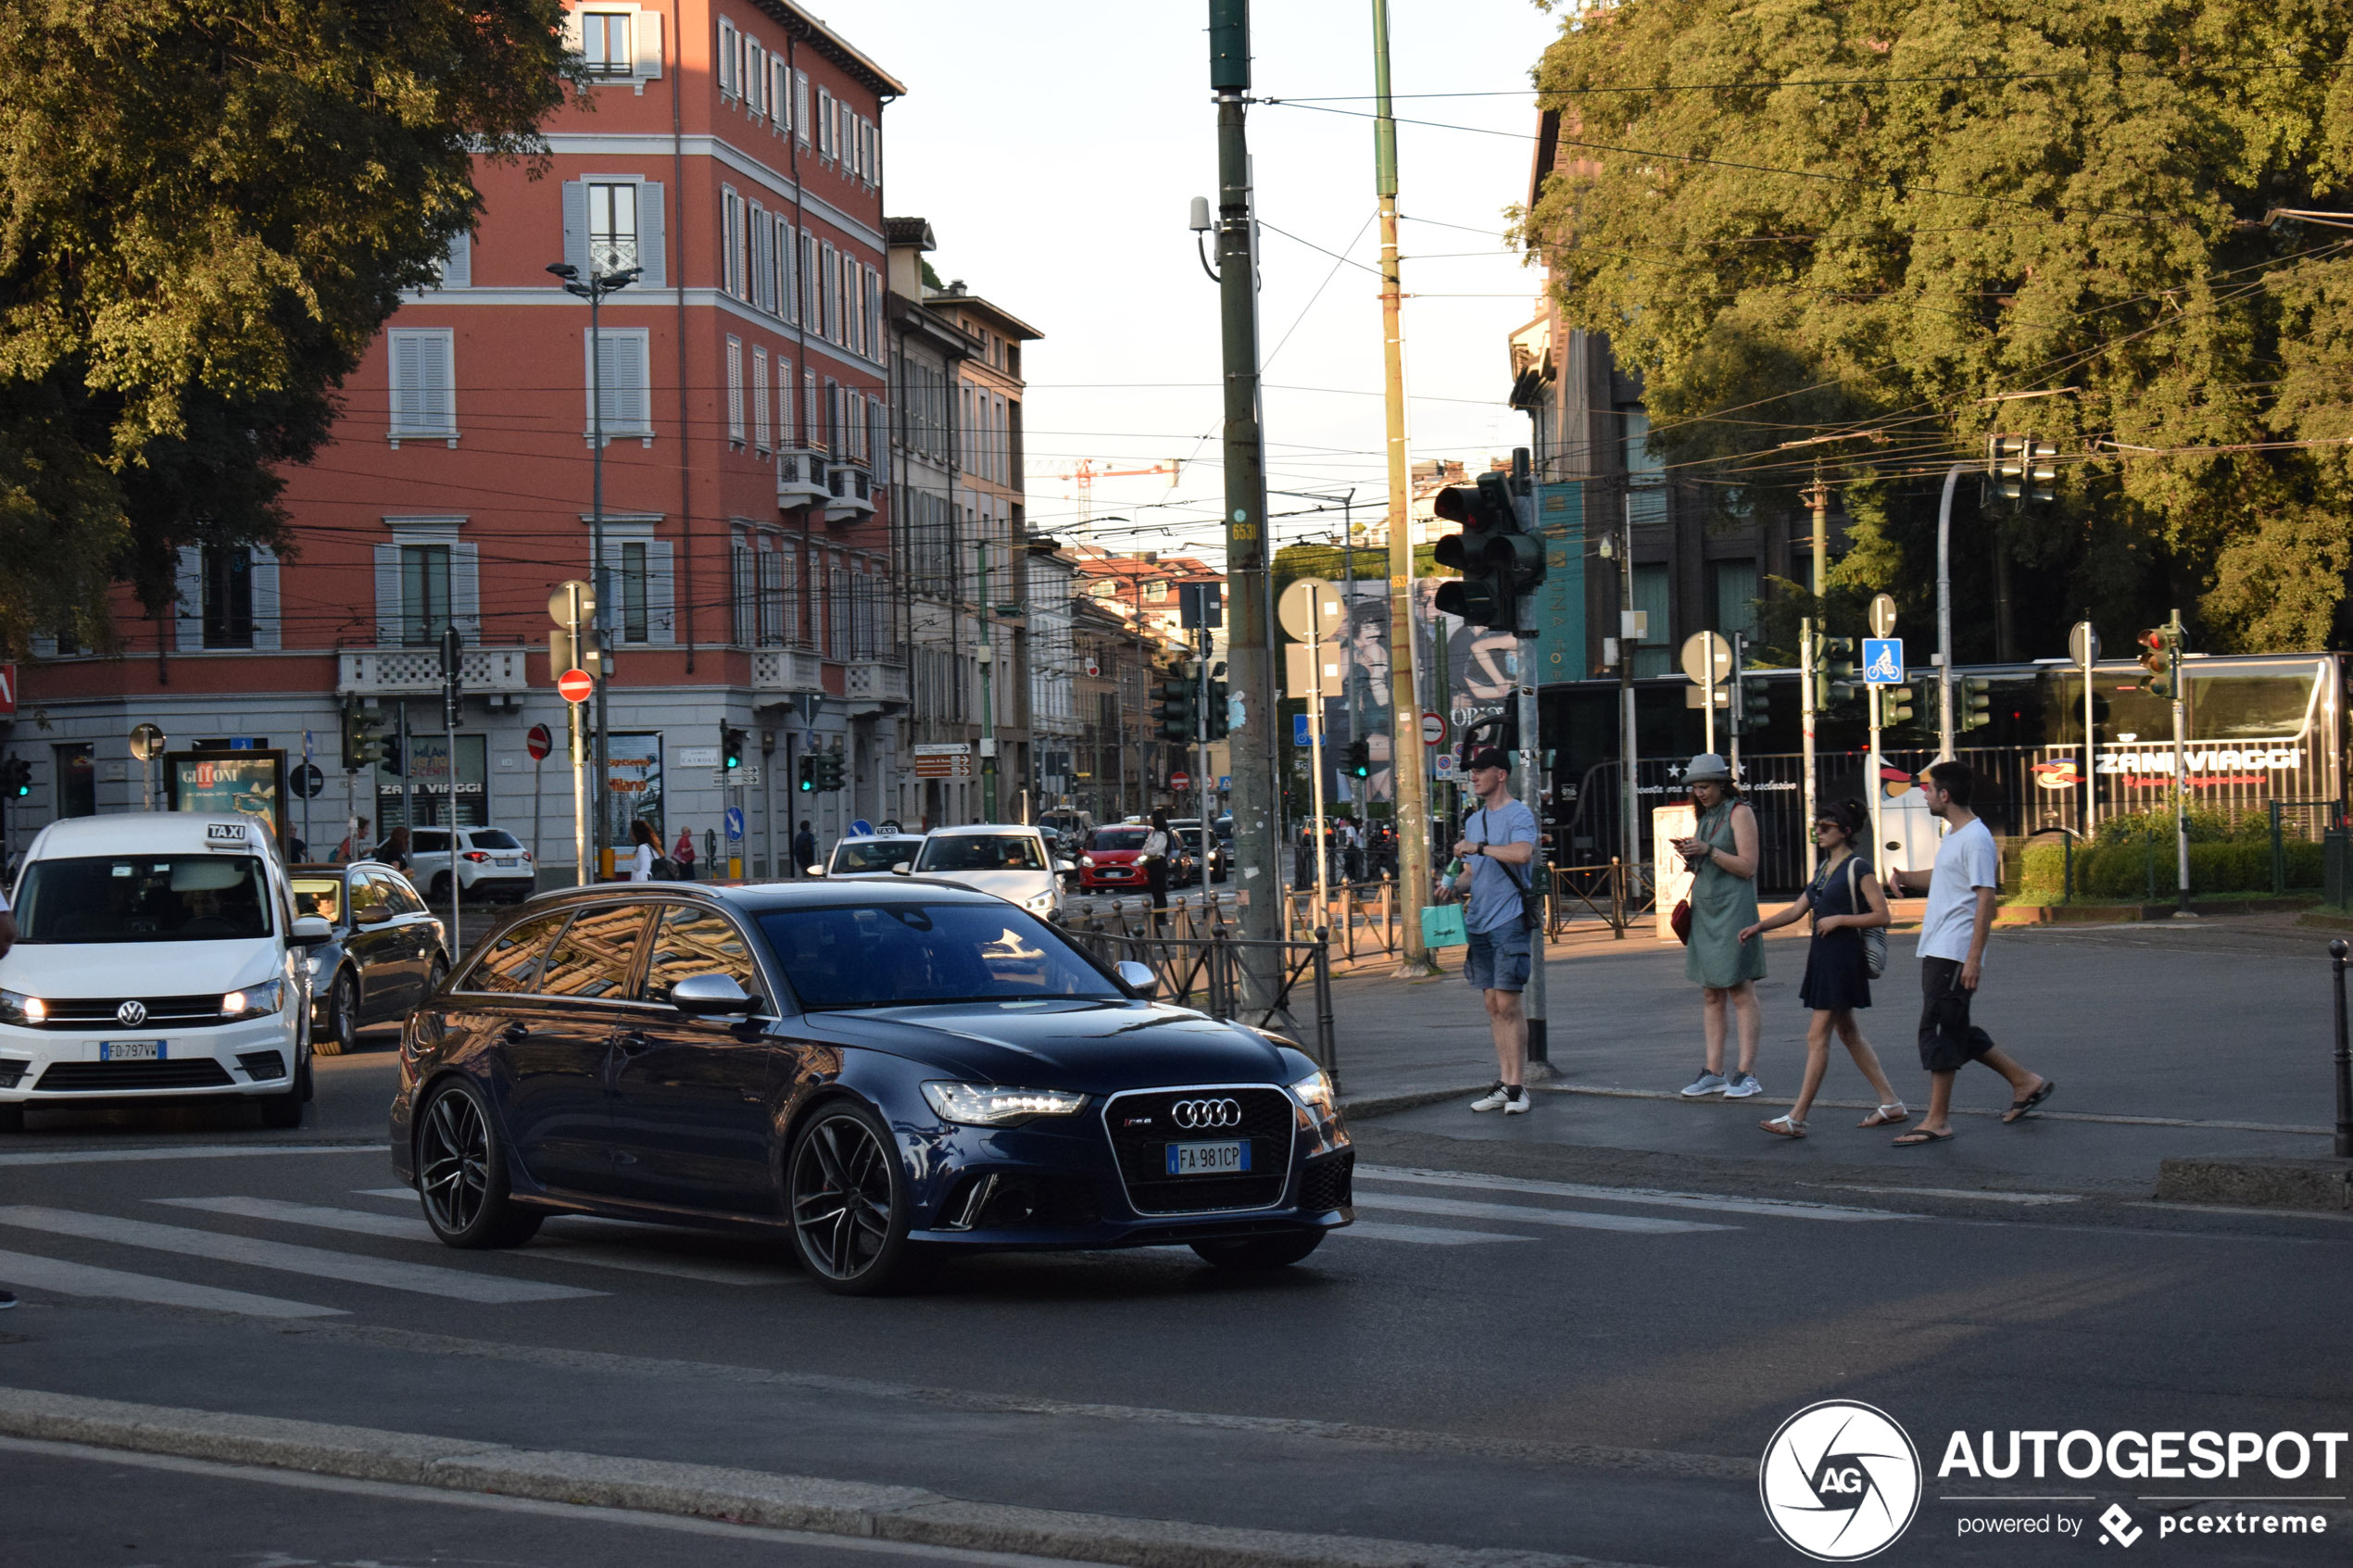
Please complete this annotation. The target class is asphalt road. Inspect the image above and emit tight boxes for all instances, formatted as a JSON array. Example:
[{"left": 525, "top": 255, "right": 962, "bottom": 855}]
[{"left": 0, "top": 1039, "right": 2347, "bottom": 1567}]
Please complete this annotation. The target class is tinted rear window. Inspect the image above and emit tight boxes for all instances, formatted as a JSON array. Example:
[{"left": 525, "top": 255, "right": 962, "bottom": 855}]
[
  {"left": 832, "top": 838, "right": 924, "bottom": 873},
  {"left": 468, "top": 829, "right": 523, "bottom": 850},
  {"left": 462, "top": 911, "right": 569, "bottom": 994},
  {"left": 537, "top": 905, "right": 650, "bottom": 999}
]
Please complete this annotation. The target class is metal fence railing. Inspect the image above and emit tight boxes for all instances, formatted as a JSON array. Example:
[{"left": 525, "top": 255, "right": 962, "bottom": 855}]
[{"left": 1058, "top": 909, "right": 1337, "bottom": 1083}]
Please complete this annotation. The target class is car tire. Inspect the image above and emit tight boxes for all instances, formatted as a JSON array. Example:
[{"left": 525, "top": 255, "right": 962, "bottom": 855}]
[
  {"left": 317, "top": 971, "right": 358, "bottom": 1057},
  {"left": 415, "top": 1078, "right": 544, "bottom": 1248},
  {"left": 0, "top": 1104, "right": 23, "bottom": 1134},
  {"left": 258, "top": 1057, "right": 308, "bottom": 1129},
  {"left": 1189, "top": 1232, "right": 1326, "bottom": 1270},
  {"left": 424, "top": 956, "right": 449, "bottom": 996},
  {"left": 785, "top": 1101, "right": 925, "bottom": 1296}
]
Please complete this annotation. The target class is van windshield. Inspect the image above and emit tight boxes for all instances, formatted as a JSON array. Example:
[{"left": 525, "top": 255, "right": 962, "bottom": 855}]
[{"left": 15, "top": 855, "right": 274, "bottom": 943}]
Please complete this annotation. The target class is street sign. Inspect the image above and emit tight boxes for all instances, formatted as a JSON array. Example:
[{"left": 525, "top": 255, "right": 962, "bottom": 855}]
[
  {"left": 1434, "top": 753, "right": 1456, "bottom": 778},
  {"left": 850, "top": 819, "right": 874, "bottom": 837},
  {"left": 1217, "top": 775, "right": 1231, "bottom": 791},
  {"left": 526, "top": 723, "right": 553, "bottom": 761},
  {"left": 1421, "top": 711, "right": 1446, "bottom": 747},
  {"left": 1293, "top": 712, "right": 1311, "bottom": 747},
  {"left": 556, "top": 668, "right": 594, "bottom": 704},
  {"left": 675, "top": 746, "right": 721, "bottom": 769},
  {"left": 129, "top": 723, "right": 167, "bottom": 762},
  {"left": 302, "top": 729, "right": 313, "bottom": 764},
  {"left": 1863, "top": 638, "right": 1905, "bottom": 684},
  {"left": 291, "top": 762, "right": 325, "bottom": 798},
  {"left": 547, "top": 581, "right": 595, "bottom": 625},
  {"left": 1170, "top": 770, "right": 1191, "bottom": 792},
  {"left": 913, "top": 743, "right": 973, "bottom": 778},
  {"left": 1283, "top": 642, "right": 1344, "bottom": 697},
  {"left": 725, "top": 807, "right": 745, "bottom": 840},
  {"left": 709, "top": 767, "right": 761, "bottom": 787},
  {"left": 1276, "top": 577, "right": 1346, "bottom": 644},
  {"left": 2069, "top": 621, "right": 2100, "bottom": 666},
  {"left": 1869, "top": 593, "right": 1898, "bottom": 639},
  {"left": 1679, "top": 631, "right": 1732, "bottom": 686}
]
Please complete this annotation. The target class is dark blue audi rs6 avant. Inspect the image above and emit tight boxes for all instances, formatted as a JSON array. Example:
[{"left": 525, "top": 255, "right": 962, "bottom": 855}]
[{"left": 389, "top": 879, "right": 1353, "bottom": 1293}]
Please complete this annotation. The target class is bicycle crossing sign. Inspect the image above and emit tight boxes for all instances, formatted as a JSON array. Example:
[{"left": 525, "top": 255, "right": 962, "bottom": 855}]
[{"left": 1862, "top": 638, "right": 1905, "bottom": 684}]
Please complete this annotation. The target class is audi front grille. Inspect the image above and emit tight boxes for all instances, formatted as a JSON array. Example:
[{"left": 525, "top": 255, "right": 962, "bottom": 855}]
[{"left": 1101, "top": 1085, "right": 1295, "bottom": 1216}]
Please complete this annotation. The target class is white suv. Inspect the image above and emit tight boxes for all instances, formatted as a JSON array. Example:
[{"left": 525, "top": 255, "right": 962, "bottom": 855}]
[
  {"left": 0, "top": 813, "right": 325, "bottom": 1130},
  {"left": 907, "top": 824, "right": 1070, "bottom": 919},
  {"left": 396, "top": 826, "right": 536, "bottom": 903}
]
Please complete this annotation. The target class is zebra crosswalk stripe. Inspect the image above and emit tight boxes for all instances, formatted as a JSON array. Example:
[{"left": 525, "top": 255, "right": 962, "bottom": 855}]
[
  {"left": 1350, "top": 1191, "right": 1731, "bottom": 1235},
  {"left": 1330, "top": 1221, "right": 1535, "bottom": 1247},
  {"left": 0, "top": 1248, "right": 344, "bottom": 1319}
]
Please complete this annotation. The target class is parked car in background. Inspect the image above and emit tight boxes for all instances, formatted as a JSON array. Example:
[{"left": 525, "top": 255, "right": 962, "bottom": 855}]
[
  {"left": 0, "top": 814, "right": 324, "bottom": 1129},
  {"left": 812, "top": 834, "right": 929, "bottom": 881},
  {"left": 290, "top": 861, "right": 455, "bottom": 1055},
  {"left": 1170, "top": 822, "right": 1228, "bottom": 886},
  {"left": 1076, "top": 823, "right": 1153, "bottom": 895},
  {"left": 909, "top": 823, "right": 1067, "bottom": 918},
  {"left": 390, "top": 827, "right": 536, "bottom": 904}
]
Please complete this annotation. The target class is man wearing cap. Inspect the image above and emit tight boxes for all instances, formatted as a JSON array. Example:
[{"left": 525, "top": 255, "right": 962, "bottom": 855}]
[{"left": 1453, "top": 747, "right": 1541, "bottom": 1113}]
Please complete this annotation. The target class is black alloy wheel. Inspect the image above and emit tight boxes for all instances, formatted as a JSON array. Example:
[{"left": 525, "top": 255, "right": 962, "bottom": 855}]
[
  {"left": 429, "top": 872, "right": 451, "bottom": 901},
  {"left": 416, "top": 1080, "right": 543, "bottom": 1248},
  {"left": 425, "top": 956, "right": 449, "bottom": 996},
  {"left": 786, "top": 1103, "right": 921, "bottom": 1295},
  {"left": 1189, "top": 1233, "right": 1326, "bottom": 1270},
  {"left": 318, "top": 970, "right": 358, "bottom": 1057}
]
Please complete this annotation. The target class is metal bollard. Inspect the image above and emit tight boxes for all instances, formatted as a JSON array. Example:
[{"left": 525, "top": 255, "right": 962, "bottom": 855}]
[{"left": 2334, "top": 939, "right": 2352, "bottom": 1159}]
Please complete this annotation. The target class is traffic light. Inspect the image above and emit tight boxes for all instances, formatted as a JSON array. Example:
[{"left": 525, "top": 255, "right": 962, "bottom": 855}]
[
  {"left": 797, "top": 753, "right": 816, "bottom": 792},
  {"left": 339, "top": 704, "right": 386, "bottom": 771},
  {"left": 1880, "top": 684, "right": 1917, "bottom": 726},
  {"left": 1988, "top": 435, "right": 2057, "bottom": 505},
  {"left": 1432, "top": 470, "right": 1541, "bottom": 630},
  {"left": 0, "top": 757, "right": 29, "bottom": 798},
  {"left": 1203, "top": 676, "right": 1231, "bottom": 739},
  {"left": 1957, "top": 675, "right": 1994, "bottom": 731},
  {"left": 815, "top": 750, "right": 847, "bottom": 791},
  {"left": 1733, "top": 671, "right": 1772, "bottom": 735},
  {"left": 379, "top": 725, "right": 404, "bottom": 775},
  {"left": 1153, "top": 678, "right": 1197, "bottom": 743},
  {"left": 1815, "top": 636, "right": 1858, "bottom": 710},
  {"left": 720, "top": 724, "right": 745, "bottom": 774},
  {"left": 1345, "top": 740, "right": 1371, "bottom": 780}
]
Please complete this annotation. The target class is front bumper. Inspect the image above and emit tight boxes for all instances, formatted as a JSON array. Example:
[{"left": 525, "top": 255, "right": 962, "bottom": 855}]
[{"left": 0, "top": 1016, "right": 302, "bottom": 1101}]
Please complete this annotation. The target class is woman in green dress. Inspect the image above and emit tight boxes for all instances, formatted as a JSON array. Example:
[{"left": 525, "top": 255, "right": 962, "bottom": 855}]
[{"left": 1671, "top": 754, "right": 1766, "bottom": 1098}]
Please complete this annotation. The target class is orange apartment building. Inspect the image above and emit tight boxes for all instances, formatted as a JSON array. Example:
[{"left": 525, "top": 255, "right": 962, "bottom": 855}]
[{"left": 8, "top": 2, "right": 908, "bottom": 876}]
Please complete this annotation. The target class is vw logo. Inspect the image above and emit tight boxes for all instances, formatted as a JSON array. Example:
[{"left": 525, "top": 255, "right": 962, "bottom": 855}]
[
  {"left": 1170, "top": 1098, "right": 1240, "bottom": 1131},
  {"left": 1758, "top": 1400, "right": 1920, "bottom": 1561},
  {"left": 116, "top": 1000, "right": 148, "bottom": 1028}
]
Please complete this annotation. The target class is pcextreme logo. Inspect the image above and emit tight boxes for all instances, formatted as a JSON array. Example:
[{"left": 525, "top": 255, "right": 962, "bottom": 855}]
[{"left": 1759, "top": 1400, "right": 1923, "bottom": 1561}]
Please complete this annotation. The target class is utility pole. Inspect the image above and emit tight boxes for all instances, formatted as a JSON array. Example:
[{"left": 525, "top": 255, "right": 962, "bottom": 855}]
[
  {"left": 1208, "top": 2, "right": 1281, "bottom": 982},
  {"left": 1617, "top": 493, "right": 1637, "bottom": 872},
  {"left": 1798, "top": 470, "right": 1831, "bottom": 876},
  {"left": 1372, "top": 0, "right": 1435, "bottom": 974},
  {"left": 2170, "top": 607, "right": 2191, "bottom": 917},
  {"left": 976, "top": 540, "right": 998, "bottom": 821}
]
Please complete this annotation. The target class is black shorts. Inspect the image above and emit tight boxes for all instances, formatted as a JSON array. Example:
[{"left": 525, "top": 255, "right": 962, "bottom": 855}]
[{"left": 1917, "top": 957, "right": 1996, "bottom": 1073}]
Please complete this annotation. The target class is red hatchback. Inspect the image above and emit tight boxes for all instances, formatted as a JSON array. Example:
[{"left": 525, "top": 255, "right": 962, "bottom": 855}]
[{"left": 1077, "top": 824, "right": 1151, "bottom": 893}]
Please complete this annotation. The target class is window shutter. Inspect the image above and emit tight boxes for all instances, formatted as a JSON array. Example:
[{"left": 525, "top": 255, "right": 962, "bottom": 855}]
[
  {"left": 561, "top": 179, "right": 589, "bottom": 279},
  {"left": 746, "top": 42, "right": 764, "bottom": 113},
  {"left": 437, "top": 232, "right": 471, "bottom": 289},
  {"left": 717, "top": 18, "right": 736, "bottom": 95},
  {"left": 451, "top": 542, "right": 482, "bottom": 642},
  {"left": 251, "top": 546, "right": 282, "bottom": 651},
  {"left": 872, "top": 118, "right": 883, "bottom": 186},
  {"left": 390, "top": 332, "right": 421, "bottom": 433},
  {"left": 732, "top": 543, "right": 754, "bottom": 644},
  {"left": 778, "top": 358, "right": 794, "bottom": 446},
  {"left": 373, "top": 545, "right": 402, "bottom": 646},
  {"left": 635, "top": 180, "right": 664, "bottom": 287},
  {"left": 615, "top": 332, "right": 650, "bottom": 432},
  {"left": 647, "top": 540, "right": 675, "bottom": 645},
  {"left": 721, "top": 187, "right": 739, "bottom": 297},
  {"left": 818, "top": 87, "right": 833, "bottom": 157},
  {"left": 633, "top": 8, "right": 662, "bottom": 79},
  {"left": 748, "top": 201, "right": 767, "bottom": 310},
  {"left": 751, "top": 347, "right": 769, "bottom": 448},
  {"left": 725, "top": 336, "right": 745, "bottom": 443},
  {"left": 772, "top": 57, "right": 788, "bottom": 127},
  {"left": 795, "top": 71, "right": 811, "bottom": 141},
  {"left": 174, "top": 546, "right": 203, "bottom": 650},
  {"left": 865, "top": 267, "right": 882, "bottom": 358},
  {"left": 422, "top": 332, "right": 453, "bottom": 435}
]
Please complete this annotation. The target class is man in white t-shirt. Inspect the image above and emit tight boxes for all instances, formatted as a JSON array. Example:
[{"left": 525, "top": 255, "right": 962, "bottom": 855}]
[{"left": 1882, "top": 760, "right": 2052, "bottom": 1144}]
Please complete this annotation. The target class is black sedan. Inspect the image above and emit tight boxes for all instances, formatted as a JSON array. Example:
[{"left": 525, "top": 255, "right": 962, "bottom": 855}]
[
  {"left": 388, "top": 880, "right": 1351, "bottom": 1294},
  {"left": 290, "top": 862, "right": 453, "bottom": 1055}
]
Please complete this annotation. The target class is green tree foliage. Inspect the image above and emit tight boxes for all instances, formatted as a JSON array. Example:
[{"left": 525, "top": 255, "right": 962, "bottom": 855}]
[
  {"left": 1520, "top": 1, "right": 2353, "bottom": 657},
  {"left": 0, "top": 1, "right": 578, "bottom": 655}
]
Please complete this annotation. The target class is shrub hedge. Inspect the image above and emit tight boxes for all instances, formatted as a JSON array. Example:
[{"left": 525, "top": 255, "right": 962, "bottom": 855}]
[{"left": 2017, "top": 836, "right": 2322, "bottom": 900}]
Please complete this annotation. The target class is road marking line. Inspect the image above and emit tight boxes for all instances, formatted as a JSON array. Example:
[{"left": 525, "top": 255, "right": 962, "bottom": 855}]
[
  {"left": 0, "top": 1248, "right": 345, "bottom": 1319},
  {"left": 1827, "top": 1185, "right": 2082, "bottom": 1205},
  {"left": 1329, "top": 1220, "right": 1536, "bottom": 1247},
  {"left": 0, "top": 1144, "right": 377, "bottom": 1168},
  {"left": 0, "top": 1207, "right": 602, "bottom": 1305},
  {"left": 1543, "top": 1085, "right": 2331, "bottom": 1135},
  {"left": 159, "top": 1198, "right": 790, "bottom": 1286},
  {"left": 1350, "top": 1191, "right": 1730, "bottom": 1235},
  {"left": 1355, "top": 1164, "right": 1899, "bottom": 1221},
  {"left": 352, "top": 1187, "right": 415, "bottom": 1199}
]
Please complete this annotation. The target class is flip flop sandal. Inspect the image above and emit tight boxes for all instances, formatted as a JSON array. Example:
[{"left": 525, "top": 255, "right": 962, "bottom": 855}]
[
  {"left": 1892, "top": 1128, "right": 1955, "bottom": 1146},
  {"left": 1858, "top": 1104, "right": 1909, "bottom": 1128},
  {"left": 1759, "top": 1114, "right": 1807, "bottom": 1139},
  {"left": 2002, "top": 1081, "right": 2057, "bottom": 1123}
]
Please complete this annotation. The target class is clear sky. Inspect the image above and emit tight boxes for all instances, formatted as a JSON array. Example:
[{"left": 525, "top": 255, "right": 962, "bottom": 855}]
[{"left": 838, "top": 0, "right": 1567, "bottom": 565}]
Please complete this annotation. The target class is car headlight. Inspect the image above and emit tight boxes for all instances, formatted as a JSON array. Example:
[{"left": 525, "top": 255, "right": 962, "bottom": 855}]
[
  {"left": 0, "top": 988, "right": 48, "bottom": 1027},
  {"left": 1079, "top": 854, "right": 1095, "bottom": 868},
  {"left": 922, "top": 1082, "right": 1089, "bottom": 1126},
  {"left": 1023, "top": 890, "right": 1056, "bottom": 912},
  {"left": 220, "top": 979, "right": 287, "bottom": 1021},
  {"left": 1290, "top": 1070, "right": 1338, "bottom": 1117}
]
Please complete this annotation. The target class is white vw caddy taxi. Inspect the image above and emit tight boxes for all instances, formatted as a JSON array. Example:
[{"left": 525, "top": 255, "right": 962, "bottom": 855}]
[{"left": 0, "top": 813, "right": 328, "bottom": 1130}]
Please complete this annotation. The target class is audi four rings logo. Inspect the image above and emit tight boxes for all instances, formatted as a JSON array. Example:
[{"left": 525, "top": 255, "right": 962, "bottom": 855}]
[
  {"left": 116, "top": 1000, "right": 147, "bottom": 1027},
  {"left": 1170, "top": 1098, "right": 1242, "bottom": 1130}
]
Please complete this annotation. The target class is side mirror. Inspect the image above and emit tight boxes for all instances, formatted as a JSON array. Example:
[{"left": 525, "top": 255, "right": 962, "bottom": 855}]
[
  {"left": 670, "top": 972, "right": 757, "bottom": 1017},
  {"left": 1115, "top": 960, "right": 1160, "bottom": 998},
  {"left": 807, "top": 865, "right": 826, "bottom": 877},
  {"left": 1056, "top": 859, "right": 1076, "bottom": 874},
  {"left": 891, "top": 861, "right": 912, "bottom": 876},
  {"left": 292, "top": 915, "right": 333, "bottom": 946}
]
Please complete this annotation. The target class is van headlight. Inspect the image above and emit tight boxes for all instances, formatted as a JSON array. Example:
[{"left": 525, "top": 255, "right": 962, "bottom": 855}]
[
  {"left": 0, "top": 989, "right": 48, "bottom": 1027},
  {"left": 922, "top": 1083, "right": 1089, "bottom": 1126},
  {"left": 220, "top": 980, "right": 287, "bottom": 1021},
  {"left": 1023, "top": 890, "right": 1056, "bottom": 913}
]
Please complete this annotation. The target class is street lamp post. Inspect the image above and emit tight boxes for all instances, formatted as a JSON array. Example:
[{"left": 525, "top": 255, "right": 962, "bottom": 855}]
[{"left": 547, "top": 259, "right": 639, "bottom": 878}]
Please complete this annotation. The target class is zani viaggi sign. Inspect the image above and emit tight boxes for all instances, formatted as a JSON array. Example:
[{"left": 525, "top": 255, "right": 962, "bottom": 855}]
[{"left": 1757, "top": 1400, "right": 2346, "bottom": 1558}]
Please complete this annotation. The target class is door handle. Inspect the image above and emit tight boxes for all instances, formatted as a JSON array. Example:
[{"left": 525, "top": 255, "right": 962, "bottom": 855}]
[
  {"left": 617, "top": 1031, "right": 653, "bottom": 1055},
  {"left": 501, "top": 1022, "right": 530, "bottom": 1044}
]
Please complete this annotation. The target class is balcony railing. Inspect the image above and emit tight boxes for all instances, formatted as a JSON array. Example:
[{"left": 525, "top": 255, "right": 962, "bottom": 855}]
[
  {"left": 750, "top": 646, "right": 824, "bottom": 693},
  {"left": 340, "top": 647, "right": 528, "bottom": 696},
  {"left": 824, "top": 462, "right": 876, "bottom": 521},
  {"left": 845, "top": 661, "right": 909, "bottom": 707},
  {"left": 777, "top": 449, "right": 828, "bottom": 508}
]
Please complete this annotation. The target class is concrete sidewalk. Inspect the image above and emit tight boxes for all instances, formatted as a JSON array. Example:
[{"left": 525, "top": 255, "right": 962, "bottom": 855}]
[{"left": 1327, "top": 911, "right": 2348, "bottom": 1196}]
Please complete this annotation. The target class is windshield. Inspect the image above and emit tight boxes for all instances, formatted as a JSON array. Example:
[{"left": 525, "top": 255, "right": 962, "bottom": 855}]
[
  {"left": 16, "top": 855, "right": 274, "bottom": 943},
  {"left": 833, "top": 838, "right": 923, "bottom": 873},
  {"left": 1091, "top": 827, "right": 1149, "bottom": 852},
  {"left": 916, "top": 834, "right": 1046, "bottom": 872},
  {"left": 291, "top": 876, "right": 345, "bottom": 925},
  {"left": 468, "top": 829, "right": 523, "bottom": 850},
  {"left": 757, "top": 904, "right": 1120, "bottom": 1009}
]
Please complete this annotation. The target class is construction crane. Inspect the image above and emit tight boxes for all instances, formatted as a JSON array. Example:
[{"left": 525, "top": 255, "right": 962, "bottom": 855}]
[{"left": 1057, "top": 458, "right": 1183, "bottom": 525}]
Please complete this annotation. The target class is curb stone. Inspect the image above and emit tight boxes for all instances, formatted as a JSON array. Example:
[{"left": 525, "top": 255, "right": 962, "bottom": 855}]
[
  {"left": 2154, "top": 1156, "right": 2353, "bottom": 1211},
  {"left": 0, "top": 1387, "right": 1663, "bottom": 1568}
]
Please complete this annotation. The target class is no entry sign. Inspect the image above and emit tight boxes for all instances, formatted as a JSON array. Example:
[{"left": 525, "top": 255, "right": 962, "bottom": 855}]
[
  {"left": 526, "top": 722, "right": 554, "bottom": 760},
  {"left": 1170, "top": 770, "right": 1191, "bottom": 792},
  {"left": 557, "top": 669, "right": 594, "bottom": 704}
]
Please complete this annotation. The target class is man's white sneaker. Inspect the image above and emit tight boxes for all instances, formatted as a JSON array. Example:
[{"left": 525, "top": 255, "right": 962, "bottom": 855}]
[
  {"left": 1721, "top": 1072, "right": 1764, "bottom": 1099},
  {"left": 1470, "top": 1083, "right": 1512, "bottom": 1111},
  {"left": 1501, "top": 1086, "right": 1532, "bottom": 1114},
  {"left": 1680, "top": 1070, "right": 1728, "bottom": 1098}
]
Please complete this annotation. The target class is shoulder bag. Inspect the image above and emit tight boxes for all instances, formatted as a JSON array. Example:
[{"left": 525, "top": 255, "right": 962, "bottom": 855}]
[
  {"left": 1477, "top": 809, "right": 1546, "bottom": 933},
  {"left": 1842, "top": 856, "right": 1888, "bottom": 979}
]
